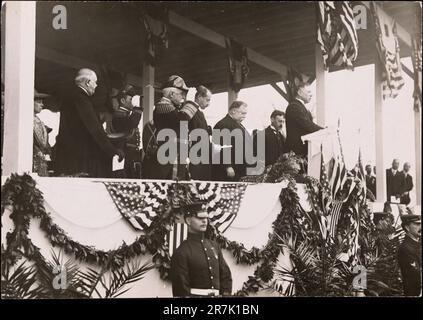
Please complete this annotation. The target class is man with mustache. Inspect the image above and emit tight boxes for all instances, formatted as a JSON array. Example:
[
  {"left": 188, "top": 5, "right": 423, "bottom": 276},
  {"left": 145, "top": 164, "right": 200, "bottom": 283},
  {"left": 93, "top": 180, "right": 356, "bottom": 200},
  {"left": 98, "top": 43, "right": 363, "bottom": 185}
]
[
  {"left": 170, "top": 201, "right": 232, "bottom": 297},
  {"left": 285, "top": 74, "right": 323, "bottom": 158},
  {"left": 398, "top": 211, "right": 421, "bottom": 296}
]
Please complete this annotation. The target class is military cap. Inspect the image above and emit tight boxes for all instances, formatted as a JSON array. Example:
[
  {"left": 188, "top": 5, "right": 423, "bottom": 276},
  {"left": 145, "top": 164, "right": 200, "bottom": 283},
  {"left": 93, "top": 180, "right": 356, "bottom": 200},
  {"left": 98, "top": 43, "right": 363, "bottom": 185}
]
[
  {"left": 182, "top": 200, "right": 208, "bottom": 218},
  {"left": 401, "top": 214, "right": 421, "bottom": 224},
  {"left": 113, "top": 84, "right": 143, "bottom": 98},
  {"left": 34, "top": 89, "right": 51, "bottom": 99},
  {"left": 162, "top": 75, "right": 189, "bottom": 92}
]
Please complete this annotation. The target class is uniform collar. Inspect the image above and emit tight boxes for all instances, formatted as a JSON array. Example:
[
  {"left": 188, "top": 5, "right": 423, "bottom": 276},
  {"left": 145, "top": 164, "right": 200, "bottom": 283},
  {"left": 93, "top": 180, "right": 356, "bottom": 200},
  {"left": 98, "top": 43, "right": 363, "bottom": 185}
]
[
  {"left": 77, "top": 85, "right": 90, "bottom": 96},
  {"left": 187, "top": 232, "right": 205, "bottom": 241},
  {"left": 405, "top": 234, "right": 420, "bottom": 244}
]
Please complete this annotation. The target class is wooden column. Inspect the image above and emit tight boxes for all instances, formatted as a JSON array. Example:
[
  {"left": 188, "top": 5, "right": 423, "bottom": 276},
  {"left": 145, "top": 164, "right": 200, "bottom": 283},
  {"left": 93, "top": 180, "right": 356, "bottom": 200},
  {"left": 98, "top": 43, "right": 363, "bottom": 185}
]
[
  {"left": 414, "top": 107, "right": 421, "bottom": 205},
  {"left": 315, "top": 44, "right": 326, "bottom": 127},
  {"left": 142, "top": 62, "right": 155, "bottom": 128},
  {"left": 227, "top": 71, "right": 238, "bottom": 108},
  {"left": 2, "top": 1, "right": 36, "bottom": 176},
  {"left": 374, "top": 60, "right": 386, "bottom": 202}
]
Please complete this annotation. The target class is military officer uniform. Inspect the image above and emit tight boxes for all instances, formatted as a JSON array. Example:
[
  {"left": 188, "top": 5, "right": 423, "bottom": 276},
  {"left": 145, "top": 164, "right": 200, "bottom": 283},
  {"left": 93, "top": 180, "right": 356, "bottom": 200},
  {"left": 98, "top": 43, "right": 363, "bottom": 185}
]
[
  {"left": 398, "top": 213, "right": 421, "bottom": 296},
  {"left": 109, "top": 84, "right": 143, "bottom": 178},
  {"left": 170, "top": 201, "right": 232, "bottom": 297},
  {"left": 152, "top": 76, "right": 199, "bottom": 180}
]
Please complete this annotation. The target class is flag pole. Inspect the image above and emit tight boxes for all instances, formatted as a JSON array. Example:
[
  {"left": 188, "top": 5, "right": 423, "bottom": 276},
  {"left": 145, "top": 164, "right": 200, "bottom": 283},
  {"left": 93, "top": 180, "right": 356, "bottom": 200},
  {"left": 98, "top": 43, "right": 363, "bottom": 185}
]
[{"left": 337, "top": 117, "right": 345, "bottom": 165}]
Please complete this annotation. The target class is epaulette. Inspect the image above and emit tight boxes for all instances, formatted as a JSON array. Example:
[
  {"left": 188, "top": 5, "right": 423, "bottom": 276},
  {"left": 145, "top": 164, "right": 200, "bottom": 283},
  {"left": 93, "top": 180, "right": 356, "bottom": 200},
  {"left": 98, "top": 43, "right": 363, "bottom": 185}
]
[
  {"left": 155, "top": 101, "right": 176, "bottom": 114},
  {"left": 180, "top": 100, "right": 199, "bottom": 119}
]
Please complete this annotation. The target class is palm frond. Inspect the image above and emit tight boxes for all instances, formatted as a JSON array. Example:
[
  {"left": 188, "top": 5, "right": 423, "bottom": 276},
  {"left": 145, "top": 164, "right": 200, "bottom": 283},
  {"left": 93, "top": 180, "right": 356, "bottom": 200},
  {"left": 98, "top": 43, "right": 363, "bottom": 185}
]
[{"left": 1, "top": 260, "right": 44, "bottom": 299}]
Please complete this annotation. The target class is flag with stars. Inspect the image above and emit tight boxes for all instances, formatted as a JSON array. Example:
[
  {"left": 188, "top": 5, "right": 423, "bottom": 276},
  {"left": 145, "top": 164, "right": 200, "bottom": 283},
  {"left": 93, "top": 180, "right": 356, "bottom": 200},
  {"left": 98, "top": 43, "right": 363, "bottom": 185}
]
[
  {"left": 195, "top": 182, "right": 247, "bottom": 233},
  {"left": 104, "top": 181, "right": 169, "bottom": 231},
  {"left": 104, "top": 181, "right": 247, "bottom": 233}
]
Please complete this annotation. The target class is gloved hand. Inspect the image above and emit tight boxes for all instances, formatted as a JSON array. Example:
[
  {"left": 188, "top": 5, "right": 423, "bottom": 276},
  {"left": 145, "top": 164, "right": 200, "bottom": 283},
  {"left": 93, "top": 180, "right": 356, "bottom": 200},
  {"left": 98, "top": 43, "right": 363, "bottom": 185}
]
[
  {"left": 116, "top": 149, "right": 125, "bottom": 162},
  {"left": 226, "top": 167, "right": 235, "bottom": 178}
]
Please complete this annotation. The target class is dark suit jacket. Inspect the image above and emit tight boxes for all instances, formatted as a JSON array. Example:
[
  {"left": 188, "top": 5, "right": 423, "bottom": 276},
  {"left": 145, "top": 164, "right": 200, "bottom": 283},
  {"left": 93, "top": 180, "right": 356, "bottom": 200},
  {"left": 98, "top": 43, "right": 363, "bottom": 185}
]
[
  {"left": 365, "top": 174, "right": 377, "bottom": 199},
  {"left": 264, "top": 126, "right": 286, "bottom": 166},
  {"left": 213, "top": 114, "right": 253, "bottom": 181},
  {"left": 285, "top": 99, "right": 323, "bottom": 157},
  {"left": 386, "top": 168, "right": 404, "bottom": 201},
  {"left": 400, "top": 172, "right": 413, "bottom": 205},
  {"left": 187, "top": 103, "right": 212, "bottom": 181},
  {"left": 54, "top": 86, "right": 118, "bottom": 177}
]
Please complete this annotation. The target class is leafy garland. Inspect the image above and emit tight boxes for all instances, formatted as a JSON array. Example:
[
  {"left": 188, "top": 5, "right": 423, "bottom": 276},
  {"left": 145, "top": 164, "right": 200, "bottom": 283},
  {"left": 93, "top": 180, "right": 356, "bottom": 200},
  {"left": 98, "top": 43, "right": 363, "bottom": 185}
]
[
  {"left": 2, "top": 150, "right": 390, "bottom": 297},
  {"left": 1, "top": 173, "right": 286, "bottom": 284}
]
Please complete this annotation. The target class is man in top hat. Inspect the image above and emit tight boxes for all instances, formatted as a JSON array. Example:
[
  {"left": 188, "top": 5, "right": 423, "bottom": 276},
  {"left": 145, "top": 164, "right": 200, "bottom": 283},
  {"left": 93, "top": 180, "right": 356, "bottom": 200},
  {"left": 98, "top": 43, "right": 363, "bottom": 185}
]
[
  {"left": 398, "top": 211, "right": 421, "bottom": 296},
  {"left": 109, "top": 84, "right": 143, "bottom": 178},
  {"left": 285, "top": 71, "right": 323, "bottom": 158},
  {"left": 152, "top": 75, "right": 200, "bottom": 180},
  {"left": 170, "top": 201, "right": 232, "bottom": 297}
]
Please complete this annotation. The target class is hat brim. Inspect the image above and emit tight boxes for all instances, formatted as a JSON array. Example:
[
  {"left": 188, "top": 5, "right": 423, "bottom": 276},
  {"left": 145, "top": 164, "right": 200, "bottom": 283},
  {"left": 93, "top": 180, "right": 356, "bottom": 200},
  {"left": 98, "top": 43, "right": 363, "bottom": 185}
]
[{"left": 34, "top": 92, "right": 51, "bottom": 99}]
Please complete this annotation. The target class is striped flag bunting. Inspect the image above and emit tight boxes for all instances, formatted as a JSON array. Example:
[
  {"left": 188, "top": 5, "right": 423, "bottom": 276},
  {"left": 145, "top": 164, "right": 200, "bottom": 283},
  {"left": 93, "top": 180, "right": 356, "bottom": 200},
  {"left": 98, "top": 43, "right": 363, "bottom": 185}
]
[
  {"left": 103, "top": 181, "right": 247, "bottom": 235},
  {"left": 371, "top": 2, "right": 405, "bottom": 99},
  {"left": 317, "top": 1, "right": 359, "bottom": 69},
  {"left": 104, "top": 181, "right": 169, "bottom": 230},
  {"left": 195, "top": 182, "right": 247, "bottom": 233}
]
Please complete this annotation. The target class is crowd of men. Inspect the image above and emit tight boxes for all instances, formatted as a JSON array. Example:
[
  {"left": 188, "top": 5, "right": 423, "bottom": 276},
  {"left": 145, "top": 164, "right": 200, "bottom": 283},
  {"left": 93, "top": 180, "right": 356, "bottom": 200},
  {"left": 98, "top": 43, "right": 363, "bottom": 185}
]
[
  {"left": 33, "top": 69, "right": 323, "bottom": 181},
  {"left": 365, "top": 158, "right": 414, "bottom": 205}
]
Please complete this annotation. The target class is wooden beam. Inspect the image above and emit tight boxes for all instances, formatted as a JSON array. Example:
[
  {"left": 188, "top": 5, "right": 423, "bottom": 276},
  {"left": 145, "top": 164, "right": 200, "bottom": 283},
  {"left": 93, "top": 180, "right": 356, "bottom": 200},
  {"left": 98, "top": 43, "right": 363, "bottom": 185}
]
[
  {"left": 36, "top": 46, "right": 144, "bottom": 87},
  {"left": 361, "top": 1, "right": 412, "bottom": 48},
  {"left": 167, "top": 10, "right": 288, "bottom": 80},
  {"left": 270, "top": 83, "right": 289, "bottom": 102},
  {"left": 2, "top": 1, "right": 36, "bottom": 176}
]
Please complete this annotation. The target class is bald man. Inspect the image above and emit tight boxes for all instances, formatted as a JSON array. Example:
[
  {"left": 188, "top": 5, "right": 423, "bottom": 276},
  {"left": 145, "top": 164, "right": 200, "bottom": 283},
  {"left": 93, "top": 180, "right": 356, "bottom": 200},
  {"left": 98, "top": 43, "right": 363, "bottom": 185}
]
[{"left": 54, "top": 68, "right": 124, "bottom": 177}]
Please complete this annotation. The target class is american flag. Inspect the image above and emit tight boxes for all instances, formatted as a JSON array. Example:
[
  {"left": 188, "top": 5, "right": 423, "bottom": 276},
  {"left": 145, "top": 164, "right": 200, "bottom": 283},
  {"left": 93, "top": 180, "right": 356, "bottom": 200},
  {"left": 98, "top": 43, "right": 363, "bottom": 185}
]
[
  {"left": 167, "top": 223, "right": 188, "bottom": 257},
  {"left": 371, "top": 2, "right": 405, "bottom": 99},
  {"left": 317, "top": 1, "right": 358, "bottom": 69},
  {"left": 328, "top": 156, "right": 347, "bottom": 199}
]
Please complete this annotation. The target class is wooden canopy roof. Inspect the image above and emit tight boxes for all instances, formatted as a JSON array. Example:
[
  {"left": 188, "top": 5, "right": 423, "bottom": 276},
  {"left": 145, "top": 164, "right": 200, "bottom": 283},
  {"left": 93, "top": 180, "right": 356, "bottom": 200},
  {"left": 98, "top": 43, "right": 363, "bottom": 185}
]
[{"left": 34, "top": 1, "right": 420, "bottom": 97}]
